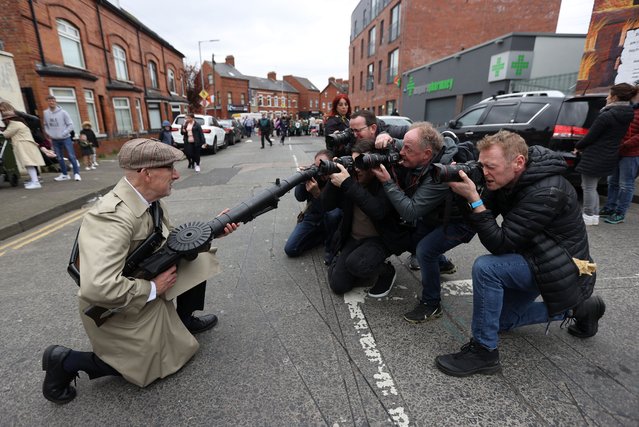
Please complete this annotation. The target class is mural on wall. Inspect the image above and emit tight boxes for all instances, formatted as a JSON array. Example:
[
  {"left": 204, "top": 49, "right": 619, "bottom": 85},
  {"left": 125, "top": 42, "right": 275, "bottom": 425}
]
[{"left": 575, "top": 0, "right": 639, "bottom": 93}]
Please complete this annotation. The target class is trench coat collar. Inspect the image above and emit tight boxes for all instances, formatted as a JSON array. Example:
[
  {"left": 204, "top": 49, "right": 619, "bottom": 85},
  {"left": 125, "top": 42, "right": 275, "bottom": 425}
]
[{"left": 112, "top": 177, "right": 152, "bottom": 218}]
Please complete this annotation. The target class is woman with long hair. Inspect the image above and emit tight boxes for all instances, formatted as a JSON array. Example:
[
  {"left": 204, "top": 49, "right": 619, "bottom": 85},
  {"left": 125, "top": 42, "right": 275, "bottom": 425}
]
[
  {"left": 1, "top": 111, "right": 46, "bottom": 189},
  {"left": 324, "top": 94, "right": 352, "bottom": 156}
]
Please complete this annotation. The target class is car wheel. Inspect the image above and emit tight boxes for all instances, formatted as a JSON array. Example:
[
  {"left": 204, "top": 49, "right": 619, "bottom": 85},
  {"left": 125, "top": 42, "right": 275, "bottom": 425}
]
[
  {"left": 227, "top": 134, "right": 234, "bottom": 146},
  {"left": 211, "top": 138, "right": 218, "bottom": 154}
]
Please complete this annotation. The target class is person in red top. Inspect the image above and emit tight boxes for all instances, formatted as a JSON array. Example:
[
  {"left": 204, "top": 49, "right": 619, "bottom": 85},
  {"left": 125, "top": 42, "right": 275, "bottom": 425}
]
[{"left": 600, "top": 85, "right": 639, "bottom": 224}]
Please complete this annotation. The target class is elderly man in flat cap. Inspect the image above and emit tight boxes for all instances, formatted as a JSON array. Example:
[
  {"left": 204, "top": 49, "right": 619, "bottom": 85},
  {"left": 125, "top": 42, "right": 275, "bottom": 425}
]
[{"left": 41, "top": 138, "right": 238, "bottom": 404}]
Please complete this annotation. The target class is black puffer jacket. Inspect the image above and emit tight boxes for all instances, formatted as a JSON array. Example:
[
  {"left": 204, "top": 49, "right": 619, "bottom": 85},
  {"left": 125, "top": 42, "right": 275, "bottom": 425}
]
[
  {"left": 469, "top": 146, "right": 595, "bottom": 316},
  {"left": 321, "top": 176, "right": 411, "bottom": 256},
  {"left": 575, "top": 102, "right": 634, "bottom": 177}
]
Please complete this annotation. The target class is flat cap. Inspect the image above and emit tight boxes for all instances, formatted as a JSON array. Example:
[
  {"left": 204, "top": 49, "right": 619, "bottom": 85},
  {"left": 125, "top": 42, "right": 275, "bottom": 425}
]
[{"left": 118, "top": 138, "right": 185, "bottom": 169}]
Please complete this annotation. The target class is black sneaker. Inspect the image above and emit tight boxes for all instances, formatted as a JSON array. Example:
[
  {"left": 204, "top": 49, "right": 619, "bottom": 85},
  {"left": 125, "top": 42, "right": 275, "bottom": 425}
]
[
  {"left": 181, "top": 314, "right": 218, "bottom": 334},
  {"left": 403, "top": 303, "right": 442, "bottom": 323},
  {"left": 435, "top": 339, "right": 501, "bottom": 377},
  {"left": 408, "top": 254, "right": 420, "bottom": 270},
  {"left": 567, "top": 296, "right": 606, "bottom": 338},
  {"left": 439, "top": 259, "right": 457, "bottom": 275},
  {"left": 604, "top": 213, "right": 624, "bottom": 224},
  {"left": 367, "top": 263, "right": 396, "bottom": 298},
  {"left": 598, "top": 207, "right": 614, "bottom": 218},
  {"left": 42, "top": 345, "right": 77, "bottom": 404}
]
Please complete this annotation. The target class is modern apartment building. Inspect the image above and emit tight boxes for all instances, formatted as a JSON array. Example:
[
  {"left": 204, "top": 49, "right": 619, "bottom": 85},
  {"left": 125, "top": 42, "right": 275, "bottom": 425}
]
[{"left": 349, "top": 0, "right": 562, "bottom": 117}]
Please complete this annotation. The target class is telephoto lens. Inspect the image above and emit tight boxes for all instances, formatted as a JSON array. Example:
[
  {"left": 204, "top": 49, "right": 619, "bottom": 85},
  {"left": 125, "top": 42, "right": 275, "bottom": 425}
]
[{"left": 430, "top": 161, "right": 483, "bottom": 184}]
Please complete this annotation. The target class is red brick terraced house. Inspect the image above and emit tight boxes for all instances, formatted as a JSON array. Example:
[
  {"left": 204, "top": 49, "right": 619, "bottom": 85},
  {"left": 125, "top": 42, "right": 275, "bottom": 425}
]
[
  {"left": 320, "top": 77, "right": 349, "bottom": 116},
  {"left": 0, "top": 0, "right": 189, "bottom": 152}
]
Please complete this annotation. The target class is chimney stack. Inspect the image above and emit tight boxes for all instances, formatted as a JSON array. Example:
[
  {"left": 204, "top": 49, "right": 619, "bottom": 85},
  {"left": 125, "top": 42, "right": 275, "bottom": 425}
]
[
  {"left": 267, "top": 71, "right": 276, "bottom": 81},
  {"left": 225, "top": 55, "right": 235, "bottom": 67}
]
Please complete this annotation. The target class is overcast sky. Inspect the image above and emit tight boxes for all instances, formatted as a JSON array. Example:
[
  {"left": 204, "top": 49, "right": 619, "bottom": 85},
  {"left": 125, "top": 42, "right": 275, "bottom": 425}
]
[{"left": 115, "top": 0, "right": 593, "bottom": 90}]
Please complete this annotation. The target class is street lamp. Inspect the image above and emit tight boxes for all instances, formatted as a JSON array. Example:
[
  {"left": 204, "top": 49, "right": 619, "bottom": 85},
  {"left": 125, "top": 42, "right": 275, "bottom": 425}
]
[{"left": 198, "top": 39, "right": 220, "bottom": 108}]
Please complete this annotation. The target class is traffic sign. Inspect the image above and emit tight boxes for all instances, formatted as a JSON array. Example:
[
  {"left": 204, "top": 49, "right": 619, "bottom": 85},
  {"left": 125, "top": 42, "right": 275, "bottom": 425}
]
[{"left": 199, "top": 89, "right": 209, "bottom": 100}]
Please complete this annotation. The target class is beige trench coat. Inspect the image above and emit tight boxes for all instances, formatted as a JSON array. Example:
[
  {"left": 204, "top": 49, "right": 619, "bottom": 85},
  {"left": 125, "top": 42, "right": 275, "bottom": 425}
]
[
  {"left": 77, "top": 178, "right": 220, "bottom": 387},
  {"left": 1, "top": 120, "right": 45, "bottom": 172}
]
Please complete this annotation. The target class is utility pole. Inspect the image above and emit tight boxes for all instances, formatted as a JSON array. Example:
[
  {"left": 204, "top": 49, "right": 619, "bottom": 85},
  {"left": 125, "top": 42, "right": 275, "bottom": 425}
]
[{"left": 197, "top": 39, "right": 219, "bottom": 111}]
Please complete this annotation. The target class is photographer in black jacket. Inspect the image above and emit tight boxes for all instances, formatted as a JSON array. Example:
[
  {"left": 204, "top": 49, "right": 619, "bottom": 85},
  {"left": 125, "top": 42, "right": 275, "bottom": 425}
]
[
  {"left": 435, "top": 130, "right": 604, "bottom": 377},
  {"left": 321, "top": 139, "right": 410, "bottom": 296}
]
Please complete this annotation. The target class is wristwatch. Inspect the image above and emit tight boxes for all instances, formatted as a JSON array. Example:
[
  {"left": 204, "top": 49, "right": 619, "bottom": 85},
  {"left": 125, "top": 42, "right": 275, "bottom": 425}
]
[{"left": 469, "top": 199, "right": 483, "bottom": 209}]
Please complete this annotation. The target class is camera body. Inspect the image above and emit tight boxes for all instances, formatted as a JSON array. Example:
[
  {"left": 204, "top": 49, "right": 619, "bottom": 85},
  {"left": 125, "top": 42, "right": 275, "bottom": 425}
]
[
  {"left": 431, "top": 160, "right": 484, "bottom": 184},
  {"left": 317, "top": 156, "right": 354, "bottom": 175},
  {"left": 354, "top": 150, "right": 401, "bottom": 170},
  {"left": 327, "top": 128, "right": 356, "bottom": 147}
]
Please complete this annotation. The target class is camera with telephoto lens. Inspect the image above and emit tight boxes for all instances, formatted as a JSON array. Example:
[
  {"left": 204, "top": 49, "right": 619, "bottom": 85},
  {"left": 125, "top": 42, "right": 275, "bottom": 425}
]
[
  {"left": 327, "top": 128, "right": 355, "bottom": 146},
  {"left": 317, "top": 156, "right": 354, "bottom": 175},
  {"left": 431, "top": 160, "right": 484, "bottom": 184},
  {"left": 354, "top": 149, "right": 401, "bottom": 170}
]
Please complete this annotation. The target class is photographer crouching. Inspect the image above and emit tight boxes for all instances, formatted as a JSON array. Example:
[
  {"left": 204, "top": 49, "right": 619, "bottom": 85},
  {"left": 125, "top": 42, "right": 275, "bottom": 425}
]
[
  {"left": 321, "top": 139, "right": 411, "bottom": 296},
  {"left": 372, "top": 122, "right": 475, "bottom": 315},
  {"left": 435, "top": 130, "right": 604, "bottom": 377}
]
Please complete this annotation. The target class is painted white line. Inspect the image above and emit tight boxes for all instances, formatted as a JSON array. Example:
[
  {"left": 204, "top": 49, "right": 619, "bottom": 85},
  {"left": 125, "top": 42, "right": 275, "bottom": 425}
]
[
  {"left": 293, "top": 155, "right": 299, "bottom": 169},
  {"left": 441, "top": 279, "right": 473, "bottom": 296},
  {"left": 343, "top": 289, "right": 409, "bottom": 427}
]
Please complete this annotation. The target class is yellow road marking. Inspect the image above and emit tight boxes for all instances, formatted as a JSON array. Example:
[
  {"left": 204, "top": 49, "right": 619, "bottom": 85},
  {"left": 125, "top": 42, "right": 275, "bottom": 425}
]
[{"left": 0, "top": 208, "right": 88, "bottom": 253}]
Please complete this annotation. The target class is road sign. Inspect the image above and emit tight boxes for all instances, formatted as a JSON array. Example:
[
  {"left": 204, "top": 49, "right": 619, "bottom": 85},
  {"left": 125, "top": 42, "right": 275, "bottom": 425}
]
[{"left": 199, "top": 89, "right": 209, "bottom": 100}]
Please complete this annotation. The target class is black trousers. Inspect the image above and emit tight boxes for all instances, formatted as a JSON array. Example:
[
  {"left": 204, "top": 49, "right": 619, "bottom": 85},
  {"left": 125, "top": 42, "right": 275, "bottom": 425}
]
[
  {"left": 328, "top": 237, "right": 389, "bottom": 294},
  {"left": 183, "top": 142, "right": 201, "bottom": 166},
  {"left": 260, "top": 131, "right": 272, "bottom": 147},
  {"left": 63, "top": 281, "right": 207, "bottom": 379}
]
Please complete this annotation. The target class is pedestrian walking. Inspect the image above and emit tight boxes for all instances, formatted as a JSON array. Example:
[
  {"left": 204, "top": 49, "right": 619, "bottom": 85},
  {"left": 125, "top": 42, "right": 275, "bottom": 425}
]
[{"left": 257, "top": 113, "right": 272, "bottom": 149}]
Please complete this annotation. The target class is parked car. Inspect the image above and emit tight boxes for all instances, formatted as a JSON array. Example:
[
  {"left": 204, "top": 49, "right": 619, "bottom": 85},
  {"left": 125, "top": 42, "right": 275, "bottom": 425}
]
[
  {"left": 440, "top": 91, "right": 607, "bottom": 177},
  {"left": 218, "top": 119, "right": 242, "bottom": 145},
  {"left": 171, "top": 114, "right": 226, "bottom": 154},
  {"left": 377, "top": 115, "right": 413, "bottom": 127}
]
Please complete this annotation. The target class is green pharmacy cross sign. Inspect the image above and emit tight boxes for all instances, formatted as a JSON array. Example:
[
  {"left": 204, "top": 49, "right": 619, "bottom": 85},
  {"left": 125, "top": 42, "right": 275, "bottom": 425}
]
[{"left": 488, "top": 51, "right": 533, "bottom": 82}]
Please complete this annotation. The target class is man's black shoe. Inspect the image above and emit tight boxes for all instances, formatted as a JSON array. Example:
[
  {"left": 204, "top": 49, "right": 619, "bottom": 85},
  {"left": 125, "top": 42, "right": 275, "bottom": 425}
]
[
  {"left": 435, "top": 339, "right": 501, "bottom": 377},
  {"left": 439, "top": 259, "right": 457, "bottom": 275},
  {"left": 182, "top": 314, "right": 218, "bottom": 334},
  {"left": 403, "top": 303, "right": 442, "bottom": 323},
  {"left": 567, "top": 296, "right": 606, "bottom": 338},
  {"left": 367, "top": 262, "right": 396, "bottom": 298},
  {"left": 42, "top": 345, "right": 77, "bottom": 404}
]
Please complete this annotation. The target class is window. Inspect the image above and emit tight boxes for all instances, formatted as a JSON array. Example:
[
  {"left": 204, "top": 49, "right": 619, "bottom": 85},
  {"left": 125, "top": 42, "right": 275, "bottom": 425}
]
[
  {"left": 378, "top": 60, "right": 383, "bottom": 83},
  {"left": 167, "top": 69, "right": 176, "bottom": 93},
  {"left": 288, "top": 99, "right": 292, "bottom": 108},
  {"left": 241, "top": 93, "right": 245, "bottom": 104},
  {"left": 208, "top": 74, "right": 213, "bottom": 85},
  {"left": 315, "top": 100, "right": 318, "bottom": 108},
  {"left": 380, "top": 20, "right": 384, "bottom": 45},
  {"left": 148, "top": 61, "right": 158, "bottom": 89},
  {"left": 352, "top": 46, "right": 355, "bottom": 65},
  {"left": 322, "top": 102, "right": 326, "bottom": 110},
  {"left": 483, "top": 104, "right": 516, "bottom": 125},
  {"left": 368, "top": 27, "right": 376, "bottom": 56},
  {"left": 360, "top": 39, "right": 364, "bottom": 59},
  {"left": 360, "top": 71, "right": 363, "bottom": 91},
  {"left": 56, "top": 19, "right": 85, "bottom": 68},
  {"left": 135, "top": 99, "right": 145, "bottom": 132},
  {"left": 456, "top": 107, "right": 486, "bottom": 127},
  {"left": 390, "top": 3, "right": 401, "bottom": 42},
  {"left": 385, "top": 100, "right": 396, "bottom": 115},
  {"left": 328, "top": 102, "right": 332, "bottom": 111},
  {"left": 387, "top": 49, "right": 399, "bottom": 83},
  {"left": 258, "top": 95, "right": 264, "bottom": 106},
  {"left": 267, "top": 96, "right": 272, "bottom": 107},
  {"left": 367, "top": 63, "right": 374, "bottom": 91},
  {"left": 49, "top": 88, "right": 81, "bottom": 131},
  {"left": 309, "top": 99, "right": 312, "bottom": 108},
  {"left": 147, "top": 103, "right": 162, "bottom": 129},
  {"left": 113, "top": 97, "right": 133, "bottom": 133},
  {"left": 293, "top": 99, "right": 297, "bottom": 108},
  {"left": 227, "top": 92, "right": 233, "bottom": 105},
  {"left": 274, "top": 96, "right": 279, "bottom": 107},
  {"left": 515, "top": 102, "right": 547, "bottom": 123},
  {"left": 112, "top": 45, "right": 128, "bottom": 81},
  {"left": 84, "top": 90, "right": 99, "bottom": 133}
]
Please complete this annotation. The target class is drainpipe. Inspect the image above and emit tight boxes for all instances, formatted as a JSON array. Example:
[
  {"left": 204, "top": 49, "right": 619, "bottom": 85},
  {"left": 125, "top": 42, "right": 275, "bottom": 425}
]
[
  {"left": 96, "top": 0, "right": 112, "bottom": 83},
  {"left": 28, "top": 0, "right": 46, "bottom": 67}
]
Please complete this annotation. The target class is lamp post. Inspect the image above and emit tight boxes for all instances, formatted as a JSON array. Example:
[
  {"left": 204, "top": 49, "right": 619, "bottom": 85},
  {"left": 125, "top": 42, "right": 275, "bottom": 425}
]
[{"left": 197, "top": 39, "right": 220, "bottom": 109}]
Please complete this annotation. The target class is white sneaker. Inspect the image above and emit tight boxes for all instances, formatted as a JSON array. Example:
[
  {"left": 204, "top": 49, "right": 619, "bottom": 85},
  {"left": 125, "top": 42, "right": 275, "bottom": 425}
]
[
  {"left": 54, "top": 174, "right": 70, "bottom": 181},
  {"left": 195, "top": 165, "right": 201, "bottom": 173},
  {"left": 92, "top": 162, "right": 99, "bottom": 167},
  {"left": 85, "top": 167, "right": 91, "bottom": 171},
  {"left": 582, "top": 213, "right": 599, "bottom": 226},
  {"left": 91, "top": 165, "right": 96, "bottom": 170},
  {"left": 24, "top": 181, "right": 42, "bottom": 189},
  {"left": 74, "top": 173, "right": 82, "bottom": 181}
]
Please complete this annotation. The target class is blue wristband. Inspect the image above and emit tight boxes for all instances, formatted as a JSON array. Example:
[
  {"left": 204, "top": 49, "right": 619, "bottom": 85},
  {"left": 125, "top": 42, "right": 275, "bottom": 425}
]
[{"left": 469, "top": 199, "right": 483, "bottom": 209}]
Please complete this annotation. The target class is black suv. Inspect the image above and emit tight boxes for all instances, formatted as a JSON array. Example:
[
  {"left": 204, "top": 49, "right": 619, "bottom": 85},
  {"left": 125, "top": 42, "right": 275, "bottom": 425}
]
[{"left": 441, "top": 91, "right": 607, "bottom": 172}]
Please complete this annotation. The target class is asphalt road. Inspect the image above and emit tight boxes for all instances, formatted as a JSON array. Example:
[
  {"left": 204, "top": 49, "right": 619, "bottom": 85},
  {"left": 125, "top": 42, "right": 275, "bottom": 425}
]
[{"left": 1, "top": 135, "right": 637, "bottom": 426}]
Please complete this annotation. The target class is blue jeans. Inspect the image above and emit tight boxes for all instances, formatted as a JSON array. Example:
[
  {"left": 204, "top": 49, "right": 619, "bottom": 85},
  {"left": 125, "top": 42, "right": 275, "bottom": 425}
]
[
  {"left": 52, "top": 137, "right": 80, "bottom": 175},
  {"left": 284, "top": 209, "right": 341, "bottom": 257},
  {"left": 415, "top": 221, "right": 475, "bottom": 305},
  {"left": 471, "top": 254, "right": 565, "bottom": 350},
  {"left": 604, "top": 156, "right": 639, "bottom": 216}
]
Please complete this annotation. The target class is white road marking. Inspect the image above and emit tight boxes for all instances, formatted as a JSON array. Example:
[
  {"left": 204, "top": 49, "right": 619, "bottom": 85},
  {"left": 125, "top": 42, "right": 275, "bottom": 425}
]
[
  {"left": 441, "top": 279, "right": 474, "bottom": 296},
  {"left": 343, "top": 289, "right": 409, "bottom": 427}
]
